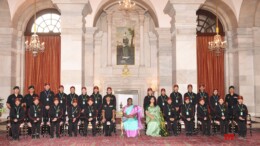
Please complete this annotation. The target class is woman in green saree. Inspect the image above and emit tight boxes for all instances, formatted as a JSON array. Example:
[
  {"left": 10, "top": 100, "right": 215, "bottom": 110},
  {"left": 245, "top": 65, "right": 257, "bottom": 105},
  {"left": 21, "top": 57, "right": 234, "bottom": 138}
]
[{"left": 145, "top": 96, "right": 168, "bottom": 137}]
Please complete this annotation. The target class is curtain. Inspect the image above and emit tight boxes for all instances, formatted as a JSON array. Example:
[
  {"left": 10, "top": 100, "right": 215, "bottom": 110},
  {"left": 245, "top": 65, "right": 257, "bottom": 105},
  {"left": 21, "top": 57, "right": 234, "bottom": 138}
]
[
  {"left": 24, "top": 35, "right": 61, "bottom": 95},
  {"left": 197, "top": 35, "right": 225, "bottom": 98}
]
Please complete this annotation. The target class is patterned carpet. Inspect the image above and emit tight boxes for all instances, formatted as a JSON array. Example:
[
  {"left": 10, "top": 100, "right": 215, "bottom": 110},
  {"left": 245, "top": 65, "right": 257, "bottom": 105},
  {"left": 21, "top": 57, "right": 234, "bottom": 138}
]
[{"left": 1, "top": 129, "right": 260, "bottom": 146}]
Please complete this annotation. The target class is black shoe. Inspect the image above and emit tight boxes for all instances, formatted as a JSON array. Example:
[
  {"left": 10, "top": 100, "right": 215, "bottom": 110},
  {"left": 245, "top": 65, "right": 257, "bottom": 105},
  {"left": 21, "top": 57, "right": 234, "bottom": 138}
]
[
  {"left": 186, "top": 133, "right": 189, "bottom": 136},
  {"left": 105, "top": 133, "right": 108, "bottom": 136},
  {"left": 50, "top": 136, "right": 54, "bottom": 138},
  {"left": 69, "top": 134, "right": 72, "bottom": 137}
]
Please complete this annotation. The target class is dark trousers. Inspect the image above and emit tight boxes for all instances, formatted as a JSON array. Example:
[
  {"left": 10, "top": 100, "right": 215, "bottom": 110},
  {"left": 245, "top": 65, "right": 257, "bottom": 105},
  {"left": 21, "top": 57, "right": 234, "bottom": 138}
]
[
  {"left": 201, "top": 120, "right": 211, "bottom": 135},
  {"left": 50, "top": 121, "right": 60, "bottom": 137},
  {"left": 84, "top": 119, "right": 96, "bottom": 135},
  {"left": 68, "top": 120, "right": 79, "bottom": 136},
  {"left": 220, "top": 120, "right": 229, "bottom": 134},
  {"left": 103, "top": 119, "right": 115, "bottom": 135},
  {"left": 237, "top": 120, "right": 247, "bottom": 136},
  {"left": 184, "top": 120, "right": 194, "bottom": 134},
  {"left": 11, "top": 122, "right": 21, "bottom": 139},
  {"left": 43, "top": 109, "right": 49, "bottom": 123},
  {"left": 31, "top": 121, "right": 41, "bottom": 136},
  {"left": 166, "top": 120, "right": 177, "bottom": 134}
]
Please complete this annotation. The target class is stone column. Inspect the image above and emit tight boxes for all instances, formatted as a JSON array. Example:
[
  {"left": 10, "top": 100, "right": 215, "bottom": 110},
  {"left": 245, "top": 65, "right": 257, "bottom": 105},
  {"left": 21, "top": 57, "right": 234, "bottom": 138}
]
[
  {"left": 52, "top": 0, "right": 91, "bottom": 94},
  {"left": 139, "top": 14, "right": 145, "bottom": 66},
  {"left": 106, "top": 12, "right": 112, "bottom": 66},
  {"left": 236, "top": 28, "right": 255, "bottom": 115},
  {"left": 253, "top": 27, "right": 260, "bottom": 116},
  {"left": 84, "top": 27, "right": 97, "bottom": 91},
  {"left": 164, "top": 0, "right": 206, "bottom": 93},
  {"left": 155, "top": 28, "right": 173, "bottom": 93}
]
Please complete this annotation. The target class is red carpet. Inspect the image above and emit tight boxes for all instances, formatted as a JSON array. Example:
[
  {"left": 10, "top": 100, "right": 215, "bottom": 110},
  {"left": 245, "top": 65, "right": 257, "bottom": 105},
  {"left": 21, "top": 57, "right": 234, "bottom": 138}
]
[{"left": 1, "top": 130, "right": 260, "bottom": 146}]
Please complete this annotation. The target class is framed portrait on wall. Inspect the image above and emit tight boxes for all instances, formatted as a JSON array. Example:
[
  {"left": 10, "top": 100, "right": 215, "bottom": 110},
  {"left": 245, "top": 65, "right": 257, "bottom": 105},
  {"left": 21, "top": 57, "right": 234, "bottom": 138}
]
[{"left": 116, "top": 27, "right": 135, "bottom": 65}]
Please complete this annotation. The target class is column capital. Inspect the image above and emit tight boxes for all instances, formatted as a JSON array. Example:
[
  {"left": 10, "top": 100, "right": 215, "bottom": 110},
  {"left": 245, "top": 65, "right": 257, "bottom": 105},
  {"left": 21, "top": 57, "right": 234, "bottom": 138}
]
[{"left": 52, "top": 0, "right": 92, "bottom": 15}]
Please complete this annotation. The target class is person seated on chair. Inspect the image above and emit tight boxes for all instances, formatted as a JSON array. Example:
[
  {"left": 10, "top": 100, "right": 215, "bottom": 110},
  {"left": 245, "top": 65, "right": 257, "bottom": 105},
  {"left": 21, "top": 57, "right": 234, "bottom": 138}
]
[
  {"left": 49, "top": 97, "right": 63, "bottom": 138},
  {"left": 209, "top": 89, "right": 220, "bottom": 120},
  {"left": 122, "top": 98, "right": 143, "bottom": 138},
  {"left": 145, "top": 96, "right": 162, "bottom": 137},
  {"left": 28, "top": 96, "right": 42, "bottom": 139},
  {"left": 216, "top": 97, "right": 229, "bottom": 135},
  {"left": 102, "top": 95, "right": 116, "bottom": 136},
  {"left": 234, "top": 96, "right": 248, "bottom": 138},
  {"left": 68, "top": 98, "right": 81, "bottom": 137},
  {"left": 163, "top": 97, "right": 178, "bottom": 136},
  {"left": 197, "top": 97, "right": 211, "bottom": 136},
  {"left": 181, "top": 96, "right": 195, "bottom": 136},
  {"left": 10, "top": 98, "right": 25, "bottom": 140},
  {"left": 83, "top": 98, "right": 97, "bottom": 137}
]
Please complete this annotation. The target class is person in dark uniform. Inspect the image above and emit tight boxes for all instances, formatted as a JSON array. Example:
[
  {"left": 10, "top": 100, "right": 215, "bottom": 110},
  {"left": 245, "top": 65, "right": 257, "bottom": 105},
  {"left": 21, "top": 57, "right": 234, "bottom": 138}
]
[
  {"left": 215, "top": 97, "right": 229, "bottom": 135},
  {"left": 184, "top": 84, "right": 197, "bottom": 108},
  {"left": 9, "top": 98, "right": 25, "bottom": 140},
  {"left": 90, "top": 86, "right": 102, "bottom": 122},
  {"left": 170, "top": 84, "right": 182, "bottom": 120},
  {"left": 68, "top": 98, "right": 81, "bottom": 137},
  {"left": 225, "top": 86, "right": 239, "bottom": 120},
  {"left": 67, "top": 86, "right": 79, "bottom": 107},
  {"left": 102, "top": 95, "right": 116, "bottom": 136},
  {"left": 28, "top": 96, "right": 42, "bottom": 139},
  {"left": 234, "top": 96, "right": 248, "bottom": 138},
  {"left": 197, "top": 98, "right": 211, "bottom": 136},
  {"left": 157, "top": 88, "right": 168, "bottom": 112},
  {"left": 40, "top": 83, "right": 54, "bottom": 123},
  {"left": 83, "top": 98, "right": 97, "bottom": 136},
  {"left": 103, "top": 87, "right": 116, "bottom": 108},
  {"left": 49, "top": 98, "right": 63, "bottom": 138},
  {"left": 181, "top": 96, "right": 195, "bottom": 136},
  {"left": 78, "top": 87, "right": 89, "bottom": 120},
  {"left": 197, "top": 84, "right": 209, "bottom": 106},
  {"left": 55, "top": 85, "right": 67, "bottom": 123},
  {"left": 6, "top": 86, "right": 23, "bottom": 109},
  {"left": 163, "top": 97, "right": 178, "bottom": 136},
  {"left": 23, "top": 85, "right": 38, "bottom": 114},
  {"left": 143, "top": 88, "right": 153, "bottom": 112},
  {"left": 209, "top": 89, "right": 220, "bottom": 119}
]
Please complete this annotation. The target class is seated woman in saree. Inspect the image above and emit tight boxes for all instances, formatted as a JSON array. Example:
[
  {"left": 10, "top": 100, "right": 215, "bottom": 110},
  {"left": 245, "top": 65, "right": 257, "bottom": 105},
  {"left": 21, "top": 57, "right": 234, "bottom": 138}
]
[
  {"left": 122, "top": 98, "right": 143, "bottom": 137},
  {"left": 145, "top": 96, "right": 162, "bottom": 137}
]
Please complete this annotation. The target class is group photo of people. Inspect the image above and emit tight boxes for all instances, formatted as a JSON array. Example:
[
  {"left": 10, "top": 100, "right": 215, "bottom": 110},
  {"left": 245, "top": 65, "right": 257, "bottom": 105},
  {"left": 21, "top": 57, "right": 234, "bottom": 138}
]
[{"left": 6, "top": 83, "right": 249, "bottom": 141}]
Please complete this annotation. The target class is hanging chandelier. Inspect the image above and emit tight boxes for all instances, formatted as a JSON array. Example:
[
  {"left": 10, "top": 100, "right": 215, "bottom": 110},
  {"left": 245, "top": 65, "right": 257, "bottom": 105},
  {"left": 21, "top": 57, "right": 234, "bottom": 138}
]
[
  {"left": 25, "top": 0, "right": 45, "bottom": 57},
  {"left": 208, "top": 5, "right": 226, "bottom": 56},
  {"left": 118, "top": 0, "right": 136, "bottom": 11}
]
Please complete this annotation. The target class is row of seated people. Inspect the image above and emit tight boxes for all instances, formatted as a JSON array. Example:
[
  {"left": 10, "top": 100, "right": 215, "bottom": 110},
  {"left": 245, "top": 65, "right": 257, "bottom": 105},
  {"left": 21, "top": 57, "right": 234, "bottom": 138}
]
[{"left": 8, "top": 95, "right": 116, "bottom": 140}]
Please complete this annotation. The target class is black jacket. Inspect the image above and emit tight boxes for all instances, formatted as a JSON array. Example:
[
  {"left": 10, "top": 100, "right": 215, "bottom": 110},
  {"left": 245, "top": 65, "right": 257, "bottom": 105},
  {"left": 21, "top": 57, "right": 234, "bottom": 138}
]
[
  {"left": 103, "top": 94, "right": 116, "bottom": 109},
  {"left": 90, "top": 93, "right": 102, "bottom": 112},
  {"left": 215, "top": 104, "right": 229, "bottom": 120},
  {"left": 233, "top": 104, "right": 248, "bottom": 121},
  {"left": 184, "top": 92, "right": 197, "bottom": 107},
  {"left": 40, "top": 90, "right": 54, "bottom": 107},
  {"left": 209, "top": 95, "right": 220, "bottom": 114},
  {"left": 78, "top": 94, "right": 90, "bottom": 109},
  {"left": 10, "top": 105, "right": 25, "bottom": 123},
  {"left": 84, "top": 105, "right": 97, "bottom": 119},
  {"left": 197, "top": 92, "right": 209, "bottom": 105},
  {"left": 48, "top": 105, "right": 63, "bottom": 122},
  {"left": 170, "top": 92, "right": 182, "bottom": 108},
  {"left": 197, "top": 104, "right": 210, "bottom": 121},
  {"left": 67, "top": 93, "right": 79, "bottom": 107},
  {"left": 28, "top": 104, "right": 43, "bottom": 121},
  {"left": 163, "top": 104, "right": 177, "bottom": 121},
  {"left": 67, "top": 105, "right": 81, "bottom": 120},
  {"left": 181, "top": 103, "right": 194, "bottom": 121},
  {"left": 157, "top": 95, "right": 168, "bottom": 111}
]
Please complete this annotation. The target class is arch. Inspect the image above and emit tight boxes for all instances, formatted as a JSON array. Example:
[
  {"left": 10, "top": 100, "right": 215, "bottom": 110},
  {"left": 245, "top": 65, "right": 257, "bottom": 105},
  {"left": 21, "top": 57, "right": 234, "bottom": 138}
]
[
  {"left": 24, "top": 8, "right": 61, "bottom": 35},
  {"left": 12, "top": 0, "right": 58, "bottom": 33},
  {"left": 201, "top": 0, "right": 238, "bottom": 31},
  {"left": 0, "top": 0, "right": 11, "bottom": 27},
  {"left": 93, "top": 0, "right": 159, "bottom": 27},
  {"left": 239, "top": 0, "right": 259, "bottom": 27}
]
